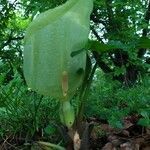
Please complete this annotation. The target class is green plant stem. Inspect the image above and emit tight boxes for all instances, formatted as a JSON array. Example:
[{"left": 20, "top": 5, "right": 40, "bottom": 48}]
[
  {"left": 77, "top": 62, "right": 97, "bottom": 124},
  {"left": 37, "top": 141, "right": 66, "bottom": 150}
]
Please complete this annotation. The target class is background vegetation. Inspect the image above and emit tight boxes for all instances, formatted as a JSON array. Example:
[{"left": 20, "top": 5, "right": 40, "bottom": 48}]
[{"left": 0, "top": 0, "right": 150, "bottom": 149}]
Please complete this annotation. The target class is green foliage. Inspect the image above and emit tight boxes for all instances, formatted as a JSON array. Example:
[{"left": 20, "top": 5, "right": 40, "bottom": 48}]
[
  {"left": 138, "top": 109, "right": 150, "bottom": 127},
  {"left": 0, "top": 72, "right": 60, "bottom": 139},
  {"left": 0, "top": 0, "right": 150, "bottom": 148},
  {"left": 44, "top": 124, "right": 56, "bottom": 136},
  {"left": 85, "top": 71, "right": 150, "bottom": 128}
]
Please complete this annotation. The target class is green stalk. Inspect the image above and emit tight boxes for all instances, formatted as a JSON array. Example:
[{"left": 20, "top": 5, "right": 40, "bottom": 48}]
[
  {"left": 37, "top": 141, "right": 66, "bottom": 150},
  {"left": 77, "top": 62, "right": 97, "bottom": 125}
]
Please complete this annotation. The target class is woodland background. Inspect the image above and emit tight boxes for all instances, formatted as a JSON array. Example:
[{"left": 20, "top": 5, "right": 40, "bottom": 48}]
[{"left": 0, "top": 0, "right": 150, "bottom": 149}]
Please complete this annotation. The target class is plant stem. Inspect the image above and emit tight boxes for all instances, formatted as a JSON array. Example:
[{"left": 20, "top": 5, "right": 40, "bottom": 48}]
[
  {"left": 37, "top": 141, "right": 66, "bottom": 150},
  {"left": 77, "top": 62, "right": 97, "bottom": 124}
]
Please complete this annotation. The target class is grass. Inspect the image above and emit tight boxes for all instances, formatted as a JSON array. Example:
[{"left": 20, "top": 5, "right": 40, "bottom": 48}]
[{"left": 0, "top": 73, "right": 60, "bottom": 142}]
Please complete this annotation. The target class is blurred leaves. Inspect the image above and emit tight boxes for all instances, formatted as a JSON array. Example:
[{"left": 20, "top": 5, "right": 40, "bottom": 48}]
[{"left": 136, "top": 37, "right": 150, "bottom": 49}]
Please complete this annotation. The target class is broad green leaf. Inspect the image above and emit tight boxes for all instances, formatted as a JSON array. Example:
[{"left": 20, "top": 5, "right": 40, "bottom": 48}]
[
  {"left": 89, "top": 40, "right": 115, "bottom": 52},
  {"left": 23, "top": 0, "right": 93, "bottom": 100},
  {"left": 88, "top": 40, "right": 127, "bottom": 53}
]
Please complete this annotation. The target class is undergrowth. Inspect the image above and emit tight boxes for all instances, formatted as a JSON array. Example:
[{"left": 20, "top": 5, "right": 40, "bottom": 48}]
[
  {"left": 85, "top": 70, "right": 150, "bottom": 128},
  {"left": 0, "top": 72, "right": 60, "bottom": 142},
  {"left": 0, "top": 70, "right": 149, "bottom": 145}
]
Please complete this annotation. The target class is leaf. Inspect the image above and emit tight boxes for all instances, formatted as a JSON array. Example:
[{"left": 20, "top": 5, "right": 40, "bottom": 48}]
[
  {"left": 70, "top": 48, "right": 86, "bottom": 57},
  {"left": 140, "top": 111, "right": 149, "bottom": 118},
  {"left": 44, "top": 125, "right": 56, "bottom": 135},
  {"left": 0, "top": 73, "right": 6, "bottom": 85},
  {"left": 23, "top": 0, "right": 93, "bottom": 99},
  {"left": 109, "top": 116, "right": 123, "bottom": 129},
  {"left": 88, "top": 40, "right": 127, "bottom": 53},
  {"left": 136, "top": 37, "right": 150, "bottom": 49},
  {"left": 89, "top": 40, "right": 115, "bottom": 52},
  {"left": 33, "top": 141, "right": 65, "bottom": 150},
  {"left": 138, "top": 118, "right": 150, "bottom": 127},
  {"left": 114, "top": 66, "right": 126, "bottom": 76}
]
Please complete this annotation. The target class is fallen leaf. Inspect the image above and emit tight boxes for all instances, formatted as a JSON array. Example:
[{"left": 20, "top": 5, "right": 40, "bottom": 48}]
[{"left": 102, "top": 142, "right": 114, "bottom": 150}]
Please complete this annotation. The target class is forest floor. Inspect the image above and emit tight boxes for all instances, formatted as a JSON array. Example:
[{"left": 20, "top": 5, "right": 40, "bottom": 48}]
[
  {"left": 89, "top": 115, "right": 150, "bottom": 150},
  {"left": 0, "top": 115, "right": 150, "bottom": 150}
]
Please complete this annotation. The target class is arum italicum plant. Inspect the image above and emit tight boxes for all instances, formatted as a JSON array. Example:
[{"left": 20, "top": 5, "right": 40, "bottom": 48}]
[{"left": 24, "top": 0, "right": 93, "bottom": 134}]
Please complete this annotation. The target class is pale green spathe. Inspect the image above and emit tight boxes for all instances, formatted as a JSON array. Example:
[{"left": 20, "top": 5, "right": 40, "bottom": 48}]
[{"left": 23, "top": 0, "right": 93, "bottom": 99}]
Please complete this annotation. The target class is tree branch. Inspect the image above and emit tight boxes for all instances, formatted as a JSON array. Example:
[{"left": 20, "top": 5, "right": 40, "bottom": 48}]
[
  {"left": 90, "top": 27, "right": 113, "bottom": 73},
  {"left": 92, "top": 51, "right": 112, "bottom": 73},
  {"left": 90, "top": 26, "right": 103, "bottom": 42}
]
